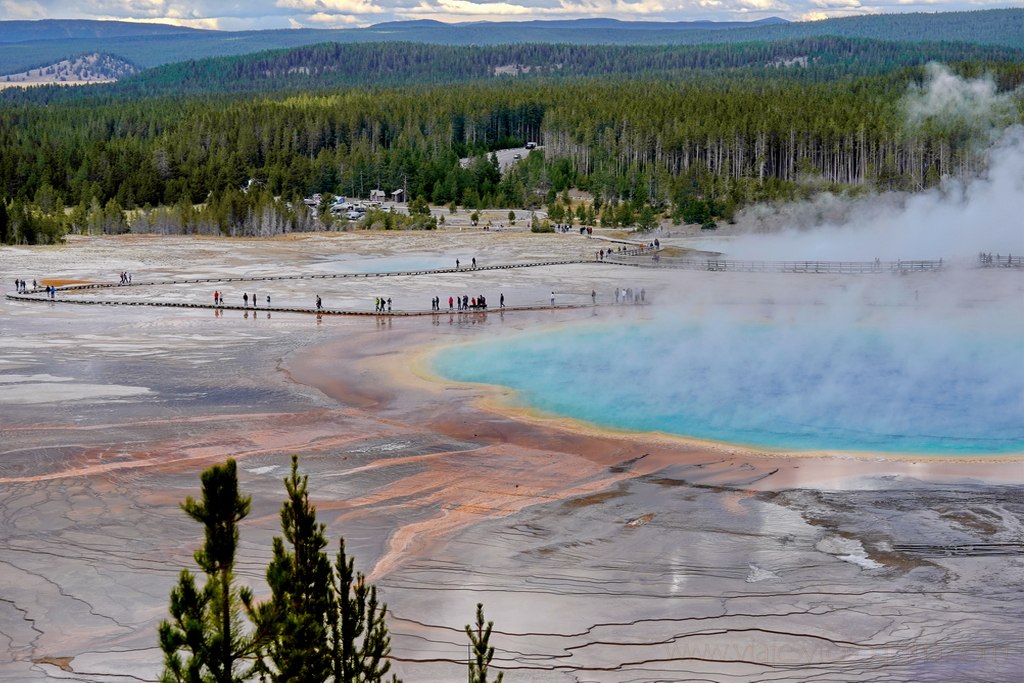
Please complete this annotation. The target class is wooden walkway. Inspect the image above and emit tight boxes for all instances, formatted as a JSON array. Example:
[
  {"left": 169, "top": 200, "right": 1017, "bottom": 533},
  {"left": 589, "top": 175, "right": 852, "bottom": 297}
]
[
  {"left": 6, "top": 253, "right": 954, "bottom": 316},
  {"left": 607, "top": 254, "right": 945, "bottom": 274}
]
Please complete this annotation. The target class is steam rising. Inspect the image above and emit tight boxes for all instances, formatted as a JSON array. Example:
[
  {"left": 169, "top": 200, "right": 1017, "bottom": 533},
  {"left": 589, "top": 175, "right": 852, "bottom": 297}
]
[
  {"left": 435, "top": 65, "right": 1023, "bottom": 456},
  {"left": 904, "top": 63, "right": 1018, "bottom": 140},
  {"left": 719, "top": 65, "right": 1024, "bottom": 262}
]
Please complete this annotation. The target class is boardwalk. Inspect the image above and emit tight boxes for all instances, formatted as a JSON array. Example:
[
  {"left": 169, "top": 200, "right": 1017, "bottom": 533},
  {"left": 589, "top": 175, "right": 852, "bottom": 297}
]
[
  {"left": 607, "top": 253, "right": 945, "bottom": 274},
  {"left": 6, "top": 254, "right": 952, "bottom": 316}
]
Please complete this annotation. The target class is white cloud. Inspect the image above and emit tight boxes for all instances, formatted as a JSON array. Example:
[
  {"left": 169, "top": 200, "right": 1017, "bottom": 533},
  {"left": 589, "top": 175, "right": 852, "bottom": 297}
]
[
  {"left": 734, "top": 0, "right": 789, "bottom": 11},
  {"left": 557, "top": 0, "right": 667, "bottom": 15},
  {"left": 405, "top": 0, "right": 536, "bottom": 16},
  {"left": 1, "top": 0, "right": 47, "bottom": 19},
  {"left": 96, "top": 14, "right": 224, "bottom": 28},
  {"left": 276, "top": 0, "right": 385, "bottom": 13}
]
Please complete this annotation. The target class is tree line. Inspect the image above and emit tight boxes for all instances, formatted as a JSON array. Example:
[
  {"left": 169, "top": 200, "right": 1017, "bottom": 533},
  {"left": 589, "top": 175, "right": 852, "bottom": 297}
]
[
  {"left": 39, "top": 37, "right": 1021, "bottom": 97},
  {"left": 1, "top": 61, "right": 1021, "bottom": 243},
  {"left": 160, "top": 456, "right": 503, "bottom": 682}
]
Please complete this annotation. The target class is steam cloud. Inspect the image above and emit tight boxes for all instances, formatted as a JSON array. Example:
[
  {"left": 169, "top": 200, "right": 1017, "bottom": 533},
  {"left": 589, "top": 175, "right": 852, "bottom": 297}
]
[{"left": 719, "top": 65, "right": 1024, "bottom": 262}]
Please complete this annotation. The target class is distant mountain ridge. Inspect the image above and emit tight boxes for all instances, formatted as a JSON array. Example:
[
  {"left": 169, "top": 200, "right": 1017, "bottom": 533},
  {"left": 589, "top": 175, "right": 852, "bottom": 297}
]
[
  {"left": 0, "top": 9, "right": 1020, "bottom": 77},
  {"left": 373, "top": 17, "right": 790, "bottom": 30}
]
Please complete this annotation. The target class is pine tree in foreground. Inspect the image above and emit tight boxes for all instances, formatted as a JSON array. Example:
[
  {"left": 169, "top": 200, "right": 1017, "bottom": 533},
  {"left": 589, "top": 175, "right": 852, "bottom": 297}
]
[
  {"left": 331, "top": 538, "right": 398, "bottom": 682},
  {"left": 252, "top": 455, "right": 334, "bottom": 681},
  {"left": 466, "top": 603, "right": 503, "bottom": 683},
  {"left": 158, "top": 459, "right": 260, "bottom": 683}
]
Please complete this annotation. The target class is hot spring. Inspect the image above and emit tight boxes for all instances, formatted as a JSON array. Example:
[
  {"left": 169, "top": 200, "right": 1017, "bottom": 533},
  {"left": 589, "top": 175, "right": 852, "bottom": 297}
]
[{"left": 433, "top": 303, "right": 1024, "bottom": 456}]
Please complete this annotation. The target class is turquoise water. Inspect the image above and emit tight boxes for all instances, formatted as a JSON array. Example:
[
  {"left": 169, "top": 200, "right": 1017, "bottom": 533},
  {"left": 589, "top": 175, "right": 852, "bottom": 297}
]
[{"left": 433, "top": 318, "right": 1024, "bottom": 455}]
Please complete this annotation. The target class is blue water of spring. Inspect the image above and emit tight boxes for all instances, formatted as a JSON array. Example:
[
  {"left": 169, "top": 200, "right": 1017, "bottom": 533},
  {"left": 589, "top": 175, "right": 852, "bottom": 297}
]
[{"left": 432, "top": 317, "right": 1024, "bottom": 455}]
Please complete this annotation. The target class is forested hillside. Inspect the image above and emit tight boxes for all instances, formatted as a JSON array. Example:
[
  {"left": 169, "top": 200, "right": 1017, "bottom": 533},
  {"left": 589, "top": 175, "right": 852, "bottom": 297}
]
[
  {"left": 2, "top": 57, "right": 1021, "bottom": 243},
  {"left": 0, "top": 9, "right": 1020, "bottom": 76},
  {"left": 76, "top": 38, "right": 1024, "bottom": 96}
]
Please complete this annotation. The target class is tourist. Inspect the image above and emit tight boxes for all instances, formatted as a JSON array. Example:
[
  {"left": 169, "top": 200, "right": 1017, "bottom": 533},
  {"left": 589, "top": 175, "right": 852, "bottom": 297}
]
[
  {"left": 266, "top": 295, "right": 270, "bottom": 307},
  {"left": 449, "top": 296, "right": 454, "bottom": 311},
  {"left": 472, "top": 257, "right": 477, "bottom": 268},
  {"left": 387, "top": 297, "right": 392, "bottom": 312},
  {"left": 550, "top": 292, "right": 555, "bottom": 306},
  {"left": 316, "top": 295, "right": 322, "bottom": 310},
  {"left": 456, "top": 258, "right": 460, "bottom": 269},
  {"left": 214, "top": 291, "right": 219, "bottom": 305},
  {"left": 500, "top": 293, "right": 505, "bottom": 308},
  {"left": 243, "top": 293, "right": 249, "bottom": 307},
  {"left": 591, "top": 290, "right": 596, "bottom": 304}
]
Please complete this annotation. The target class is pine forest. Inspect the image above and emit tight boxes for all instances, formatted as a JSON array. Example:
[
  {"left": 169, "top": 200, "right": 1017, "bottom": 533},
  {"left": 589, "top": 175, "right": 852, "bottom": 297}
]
[{"left": 1, "top": 35, "right": 1022, "bottom": 243}]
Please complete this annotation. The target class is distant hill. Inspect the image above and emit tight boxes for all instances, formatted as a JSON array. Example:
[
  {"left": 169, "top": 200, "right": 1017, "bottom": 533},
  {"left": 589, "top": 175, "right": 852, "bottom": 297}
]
[
  {"left": 51, "top": 38, "right": 1021, "bottom": 99},
  {"left": 0, "top": 19, "right": 201, "bottom": 43},
  {"left": 0, "top": 9, "right": 1020, "bottom": 77},
  {"left": 378, "top": 17, "right": 790, "bottom": 30},
  {"left": 0, "top": 53, "right": 138, "bottom": 89}
]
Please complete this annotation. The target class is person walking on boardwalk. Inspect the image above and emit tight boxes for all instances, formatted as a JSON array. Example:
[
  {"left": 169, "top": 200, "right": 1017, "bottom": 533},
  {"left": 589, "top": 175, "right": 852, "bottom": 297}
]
[
  {"left": 214, "top": 291, "right": 219, "bottom": 306},
  {"left": 266, "top": 295, "right": 270, "bottom": 307},
  {"left": 387, "top": 297, "right": 392, "bottom": 313},
  {"left": 243, "top": 293, "right": 248, "bottom": 307},
  {"left": 500, "top": 293, "right": 505, "bottom": 309},
  {"left": 456, "top": 258, "right": 460, "bottom": 269},
  {"left": 449, "top": 296, "right": 454, "bottom": 311},
  {"left": 316, "top": 295, "right": 322, "bottom": 311},
  {"left": 591, "top": 289, "right": 596, "bottom": 304},
  {"left": 550, "top": 292, "right": 555, "bottom": 306},
  {"left": 472, "top": 257, "right": 477, "bottom": 269}
]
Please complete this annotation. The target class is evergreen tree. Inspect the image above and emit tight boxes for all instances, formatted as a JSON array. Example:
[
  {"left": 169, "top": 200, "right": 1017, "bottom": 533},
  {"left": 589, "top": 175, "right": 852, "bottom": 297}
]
[
  {"left": 330, "top": 539, "right": 397, "bottom": 682},
  {"left": 0, "top": 199, "right": 8, "bottom": 244},
  {"left": 254, "top": 455, "right": 333, "bottom": 682},
  {"left": 158, "top": 459, "right": 260, "bottom": 683},
  {"left": 466, "top": 603, "right": 503, "bottom": 683}
]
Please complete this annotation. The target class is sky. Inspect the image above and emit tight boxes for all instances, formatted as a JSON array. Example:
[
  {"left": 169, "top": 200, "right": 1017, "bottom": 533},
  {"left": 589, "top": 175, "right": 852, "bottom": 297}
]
[{"left": 0, "top": 0, "right": 1019, "bottom": 29}]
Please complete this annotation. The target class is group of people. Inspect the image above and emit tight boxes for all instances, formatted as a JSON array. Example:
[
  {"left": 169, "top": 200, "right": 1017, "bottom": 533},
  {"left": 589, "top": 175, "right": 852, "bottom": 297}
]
[
  {"left": 119, "top": 272, "right": 132, "bottom": 284},
  {"left": 614, "top": 287, "right": 646, "bottom": 304},
  {"left": 213, "top": 291, "right": 270, "bottom": 308},
  {"left": 374, "top": 296, "right": 392, "bottom": 312},
  {"left": 596, "top": 240, "right": 659, "bottom": 261},
  {"left": 444, "top": 292, "right": 499, "bottom": 311},
  {"left": 454, "top": 257, "right": 478, "bottom": 269},
  {"left": 13, "top": 279, "right": 34, "bottom": 293},
  {"left": 979, "top": 252, "right": 1016, "bottom": 266}
]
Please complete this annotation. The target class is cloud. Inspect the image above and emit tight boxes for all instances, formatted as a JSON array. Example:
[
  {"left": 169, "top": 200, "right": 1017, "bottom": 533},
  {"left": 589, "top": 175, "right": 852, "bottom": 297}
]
[
  {"left": 276, "top": 0, "right": 385, "bottom": 14},
  {"left": 405, "top": 0, "right": 537, "bottom": 16},
  {"left": 402, "top": 0, "right": 668, "bottom": 21},
  {"left": 0, "top": 0, "right": 47, "bottom": 19},
  {"left": 96, "top": 14, "right": 225, "bottom": 28}
]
